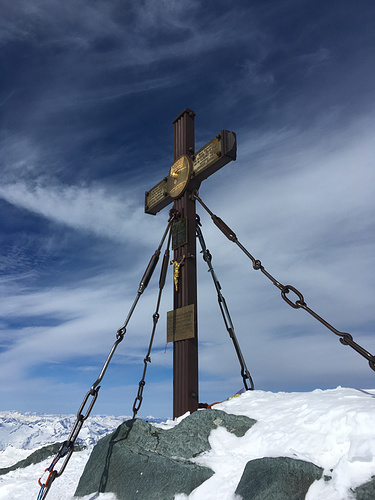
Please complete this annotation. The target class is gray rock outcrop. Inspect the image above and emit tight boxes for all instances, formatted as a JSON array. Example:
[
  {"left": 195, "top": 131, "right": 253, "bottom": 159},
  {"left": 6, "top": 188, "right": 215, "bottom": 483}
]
[
  {"left": 354, "top": 476, "right": 375, "bottom": 500},
  {"left": 75, "top": 409, "right": 256, "bottom": 499},
  {"left": 235, "top": 456, "right": 323, "bottom": 500}
]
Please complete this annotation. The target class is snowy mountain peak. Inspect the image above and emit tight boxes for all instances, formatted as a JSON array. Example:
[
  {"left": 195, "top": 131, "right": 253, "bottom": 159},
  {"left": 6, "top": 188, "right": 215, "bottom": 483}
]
[{"left": 0, "top": 412, "right": 127, "bottom": 452}]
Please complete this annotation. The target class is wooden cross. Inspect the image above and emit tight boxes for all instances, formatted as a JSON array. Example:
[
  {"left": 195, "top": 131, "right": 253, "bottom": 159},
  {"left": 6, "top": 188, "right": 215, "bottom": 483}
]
[{"left": 145, "top": 108, "right": 236, "bottom": 418}]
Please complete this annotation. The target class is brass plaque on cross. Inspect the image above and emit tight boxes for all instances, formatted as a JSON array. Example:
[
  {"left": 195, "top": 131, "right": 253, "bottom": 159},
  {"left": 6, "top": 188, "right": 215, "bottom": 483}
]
[
  {"left": 192, "top": 135, "right": 222, "bottom": 176},
  {"left": 145, "top": 178, "right": 168, "bottom": 215},
  {"left": 167, "top": 304, "right": 195, "bottom": 342}
]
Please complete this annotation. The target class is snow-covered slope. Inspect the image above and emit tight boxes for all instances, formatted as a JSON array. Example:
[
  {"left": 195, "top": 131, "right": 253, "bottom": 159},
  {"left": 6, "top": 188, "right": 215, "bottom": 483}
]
[
  {"left": 1, "top": 387, "right": 375, "bottom": 500},
  {"left": 188, "top": 387, "right": 375, "bottom": 500}
]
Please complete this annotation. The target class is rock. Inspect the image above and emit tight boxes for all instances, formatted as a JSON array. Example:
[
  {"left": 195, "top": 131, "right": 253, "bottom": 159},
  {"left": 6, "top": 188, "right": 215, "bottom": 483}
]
[
  {"left": 75, "top": 409, "right": 256, "bottom": 499},
  {"left": 156, "top": 408, "right": 256, "bottom": 459},
  {"left": 354, "top": 476, "right": 375, "bottom": 500},
  {"left": 235, "top": 456, "right": 323, "bottom": 500}
]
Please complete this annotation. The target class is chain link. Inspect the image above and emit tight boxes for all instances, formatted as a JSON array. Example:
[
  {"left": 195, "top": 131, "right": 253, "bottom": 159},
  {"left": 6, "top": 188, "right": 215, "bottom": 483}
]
[
  {"left": 192, "top": 191, "right": 375, "bottom": 373},
  {"left": 37, "top": 212, "right": 176, "bottom": 500},
  {"left": 196, "top": 215, "right": 254, "bottom": 391}
]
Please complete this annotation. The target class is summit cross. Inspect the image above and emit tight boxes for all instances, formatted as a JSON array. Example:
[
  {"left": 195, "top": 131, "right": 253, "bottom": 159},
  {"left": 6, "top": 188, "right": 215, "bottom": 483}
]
[{"left": 145, "top": 108, "right": 236, "bottom": 418}]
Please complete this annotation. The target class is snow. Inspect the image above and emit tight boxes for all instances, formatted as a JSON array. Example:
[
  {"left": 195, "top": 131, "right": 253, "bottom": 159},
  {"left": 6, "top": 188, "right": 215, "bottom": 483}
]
[
  {"left": 174, "top": 387, "right": 375, "bottom": 500},
  {"left": 1, "top": 387, "right": 375, "bottom": 499},
  {"left": 0, "top": 413, "right": 128, "bottom": 457},
  {"left": 0, "top": 413, "right": 127, "bottom": 499}
]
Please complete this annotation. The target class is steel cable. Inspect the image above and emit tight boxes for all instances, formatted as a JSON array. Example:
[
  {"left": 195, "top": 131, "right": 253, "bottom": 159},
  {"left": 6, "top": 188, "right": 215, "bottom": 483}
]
[{"left": 192, "top": 191, "right": 375, "bottom": 373}]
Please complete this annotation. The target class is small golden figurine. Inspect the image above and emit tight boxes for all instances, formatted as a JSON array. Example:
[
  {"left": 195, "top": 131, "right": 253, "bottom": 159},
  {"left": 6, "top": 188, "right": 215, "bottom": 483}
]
[{"left": 170, "top": 255, "right": 186, "bottom": 291}]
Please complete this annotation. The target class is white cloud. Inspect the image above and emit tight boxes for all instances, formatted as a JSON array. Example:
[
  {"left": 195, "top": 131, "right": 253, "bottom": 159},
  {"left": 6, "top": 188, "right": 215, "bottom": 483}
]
[
  {"left": 193, "top": 113, "right": 375, "bottom": 385},
  {"left": 1, "top": 1, "right": 374, "bottom": 417},
  {"left": 0, "top": 179, "right": 163, "bottom": 245},
  {"left": 1, "top": 113, "right": 374, "bottom": 416}
]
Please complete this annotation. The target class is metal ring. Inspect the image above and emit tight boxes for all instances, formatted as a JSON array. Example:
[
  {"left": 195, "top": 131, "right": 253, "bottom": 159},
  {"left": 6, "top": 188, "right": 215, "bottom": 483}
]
[
  {"left": 339, "top": 333, "right": 354, "bottom": 345},
  {"left": 281, "top": 285, "right": 305, "bottom": 309}
]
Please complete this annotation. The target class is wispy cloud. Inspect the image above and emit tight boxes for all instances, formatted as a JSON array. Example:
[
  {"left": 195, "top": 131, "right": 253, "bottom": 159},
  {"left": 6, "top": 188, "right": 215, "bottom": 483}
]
[
  {"left": 0, "top": 180, "right": 162, "bottom": 245},
  {"left": 2, "top": 113, "right": 373, "bottom": 405},
  {"left": 1, "top": 1, "right": 374, "bottom": 417}
]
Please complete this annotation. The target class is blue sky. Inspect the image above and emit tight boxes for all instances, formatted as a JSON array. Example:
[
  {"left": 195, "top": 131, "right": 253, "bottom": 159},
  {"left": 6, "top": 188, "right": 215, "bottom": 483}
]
[{"left": 0, "top": 0, "right": 374, "bottom": 419}]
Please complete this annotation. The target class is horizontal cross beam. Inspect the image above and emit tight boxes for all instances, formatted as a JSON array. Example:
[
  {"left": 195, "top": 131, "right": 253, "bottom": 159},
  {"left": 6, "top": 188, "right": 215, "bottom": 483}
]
[{"left": 145, "top": 130, "right": 236, "bottom": 215}]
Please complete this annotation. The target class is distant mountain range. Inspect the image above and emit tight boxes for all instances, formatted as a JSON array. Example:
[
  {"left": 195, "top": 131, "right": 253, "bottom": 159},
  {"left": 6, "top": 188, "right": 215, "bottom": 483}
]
[{"left": 0, "top": 411, "right": 128, "bottom": 453}]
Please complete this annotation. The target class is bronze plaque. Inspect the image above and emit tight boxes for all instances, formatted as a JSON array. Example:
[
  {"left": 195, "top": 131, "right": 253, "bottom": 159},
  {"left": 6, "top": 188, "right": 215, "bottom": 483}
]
[
  {"left": 171, "top": 218, "right": 188, "bottom": 250},
  {"left": 193, "top": 135, "right": 222, "bottom": 176},
  {"left": 189, "top": 130, "right": 236, "bottom": 190},
  {"left": 145, "top": 178, "right": 170, "bottom": 215},
  {"left": 167, "top": 155, "right": 192, "bottom": 199},
  {"left": 167, "top": 304, "right": 195, "bottom": 342}
]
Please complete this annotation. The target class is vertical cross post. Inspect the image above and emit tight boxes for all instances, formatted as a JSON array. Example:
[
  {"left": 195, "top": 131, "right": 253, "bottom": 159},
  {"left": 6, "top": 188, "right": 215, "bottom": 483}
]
[{"left": 172, "top": 108, "right": 199, "bottom": 418}]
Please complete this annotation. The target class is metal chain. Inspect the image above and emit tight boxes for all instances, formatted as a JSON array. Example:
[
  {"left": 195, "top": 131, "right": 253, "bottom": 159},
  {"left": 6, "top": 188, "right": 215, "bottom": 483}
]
[
  {"left": 196, "top": 215, "right": 254, "bottom": 391},
  {"left": 37, "top": 211, "right": 177, "bottom": 500},
  {"left": 192, "top": 191, "right": 375, "bottom": 373},
  {"left": 132, "top": 226, "right": 172, "bottom": 419}
]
